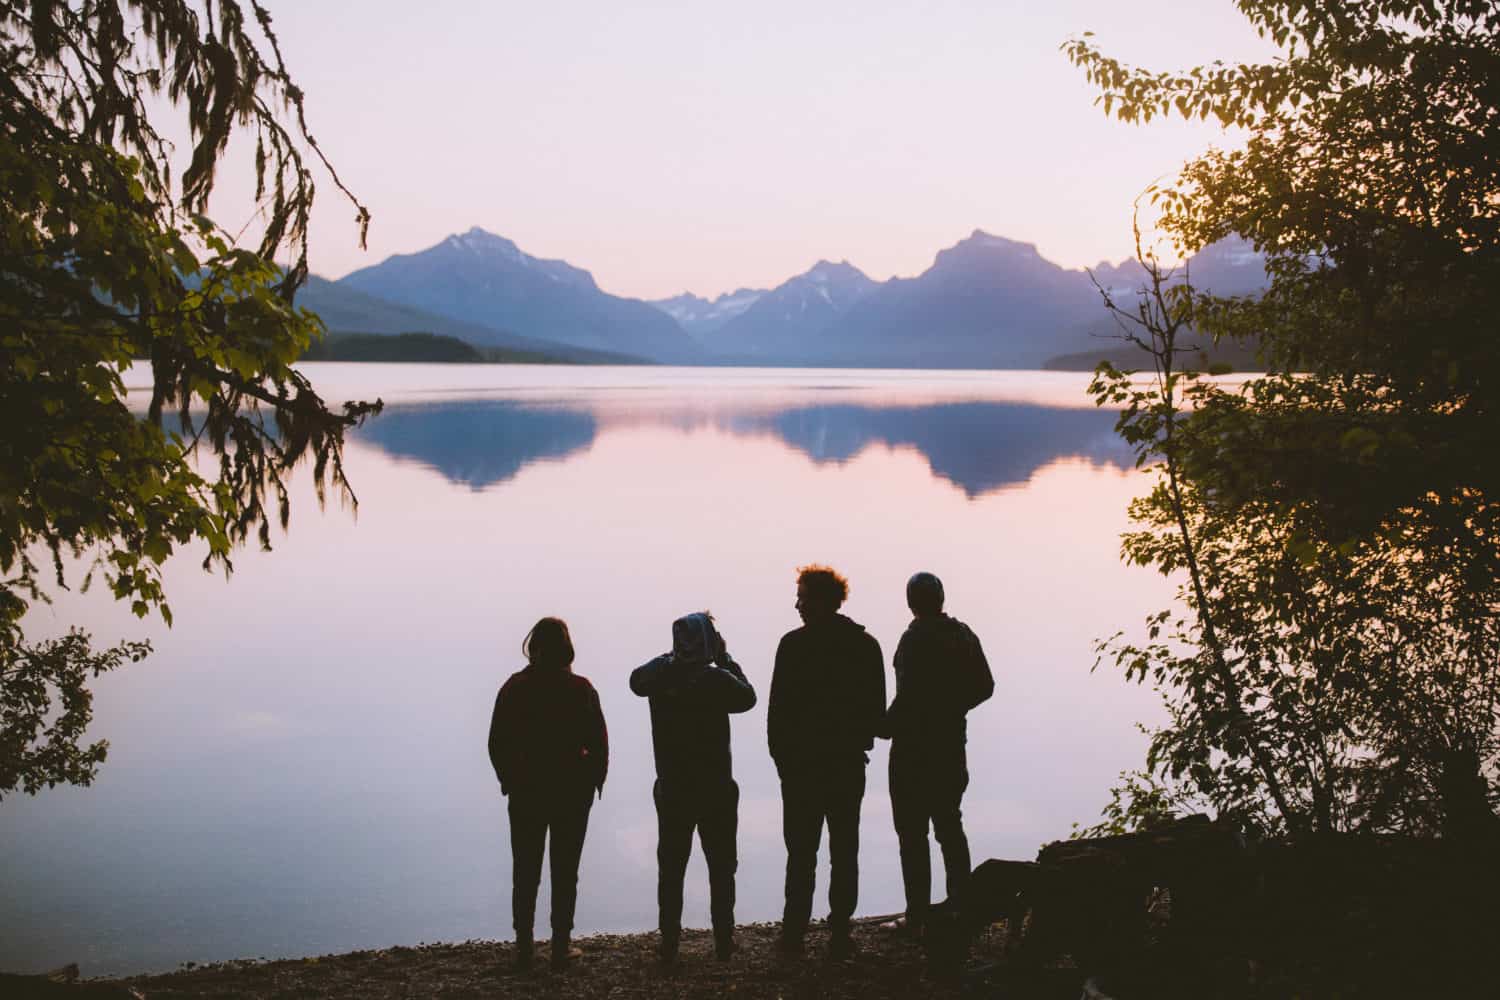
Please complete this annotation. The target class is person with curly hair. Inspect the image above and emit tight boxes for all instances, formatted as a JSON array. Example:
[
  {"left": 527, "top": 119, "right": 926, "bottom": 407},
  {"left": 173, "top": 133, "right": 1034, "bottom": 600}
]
[{"left": 767, "top": 565, "right": 886, "bottom": 959}]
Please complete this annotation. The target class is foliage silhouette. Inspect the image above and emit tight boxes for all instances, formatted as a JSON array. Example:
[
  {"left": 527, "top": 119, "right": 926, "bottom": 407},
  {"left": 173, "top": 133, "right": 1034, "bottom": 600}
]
[
  {"left": 1, "top": 1, "right": 378, "bottom": 797},
  {"left": 1070, "top": 0, "right": 1500, "bottom": 835}
]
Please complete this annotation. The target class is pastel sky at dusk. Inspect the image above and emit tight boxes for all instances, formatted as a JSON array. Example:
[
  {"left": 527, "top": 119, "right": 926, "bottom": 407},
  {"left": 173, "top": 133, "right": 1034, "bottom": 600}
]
[{"left": 212, "top": 1, "right": 1277, "bottom": 299}]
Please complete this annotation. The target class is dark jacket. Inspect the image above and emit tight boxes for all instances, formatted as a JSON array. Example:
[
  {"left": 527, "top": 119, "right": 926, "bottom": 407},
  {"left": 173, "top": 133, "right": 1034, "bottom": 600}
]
[
  {"left": 767, "top": 614, "right": 885, "bottom": 773},
  {"left": 488, "top": 664, "right": 609, "bottom": 798},
  {"left": 630, "top": 649, "right": 756, "bottom": 786},
  {"left": 886, "top": 614, "right": 993, "bottom": 754}
]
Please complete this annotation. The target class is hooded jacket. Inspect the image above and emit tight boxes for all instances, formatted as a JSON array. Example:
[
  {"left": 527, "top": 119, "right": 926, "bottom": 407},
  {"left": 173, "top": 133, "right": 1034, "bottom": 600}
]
[
  {"left": 767, "top": 613, "right": 886, "bottom": 772},
  {"left": 630, "top": 613, "right": 757, "bottom": 786},
  {"left": 886, "top": 613, "right": 993, "bottom": 754},
  {"left": 488, "top": 663, "right": 609, "bottom": 798}
]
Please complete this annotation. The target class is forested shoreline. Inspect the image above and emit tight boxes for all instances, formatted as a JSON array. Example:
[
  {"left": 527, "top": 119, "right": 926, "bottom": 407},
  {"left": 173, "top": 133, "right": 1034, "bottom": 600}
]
[{"left": 298, "top": 331, "right": 591, "bottom": 365}]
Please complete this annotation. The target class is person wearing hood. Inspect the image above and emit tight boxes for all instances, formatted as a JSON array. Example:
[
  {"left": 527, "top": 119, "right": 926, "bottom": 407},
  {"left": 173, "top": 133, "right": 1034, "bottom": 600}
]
[
  {"left": 885, "top": 572, "right": 994, "bottom": 937},
  {"left": 488, "top": 617, "right": 609, "bottom": 973},
  {"left": 630, "top": 612, "right": 756, "bottom": 963},
  {"left": 767, "top": 565, "right": 886, "bottom": 959}
]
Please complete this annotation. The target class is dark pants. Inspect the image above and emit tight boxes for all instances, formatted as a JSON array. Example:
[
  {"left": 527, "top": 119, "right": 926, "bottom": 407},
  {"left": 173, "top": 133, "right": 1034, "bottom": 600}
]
[
  {"left": 508, "top": 788, "right": 594, "bottom": 939},
  {"left": 780, "top": 759, "right": 867, "bottom": 937},
  {"left": 654, "top": 778, "right": 740, "bottom": 943},
  {"left": 889, "top": 745, "right": 971, "bottom": 928}
]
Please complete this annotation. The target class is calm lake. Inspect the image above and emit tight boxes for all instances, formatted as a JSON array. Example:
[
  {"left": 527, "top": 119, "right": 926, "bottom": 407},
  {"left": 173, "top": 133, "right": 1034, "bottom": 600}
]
[{"left": 1, "top": 364, "right": 1170, "bottom": 975}]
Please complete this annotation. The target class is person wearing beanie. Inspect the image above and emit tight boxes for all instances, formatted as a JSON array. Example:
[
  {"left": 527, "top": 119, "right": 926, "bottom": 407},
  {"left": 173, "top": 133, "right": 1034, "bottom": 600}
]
[
  {"left": 886, "top": 572, "right": 994, "bottom": 938},
  {"left": 630, "top": 612, "right": 757, "bottom": 963},
  {"left": 768, "top": 565, "right": 886, "bottom": 960}
]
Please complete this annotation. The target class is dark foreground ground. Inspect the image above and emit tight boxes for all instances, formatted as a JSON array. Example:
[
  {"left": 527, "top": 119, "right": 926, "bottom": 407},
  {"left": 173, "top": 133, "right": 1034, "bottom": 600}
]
[{"left": 57, "top": 919, "right": 1086, "bottom": 999}]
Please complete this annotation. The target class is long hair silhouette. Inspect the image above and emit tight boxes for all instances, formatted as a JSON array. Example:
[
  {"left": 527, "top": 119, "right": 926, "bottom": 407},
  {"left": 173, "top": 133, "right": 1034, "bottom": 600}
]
[{"left": 523, "top": 617, "right": 575, "bottom": 670}]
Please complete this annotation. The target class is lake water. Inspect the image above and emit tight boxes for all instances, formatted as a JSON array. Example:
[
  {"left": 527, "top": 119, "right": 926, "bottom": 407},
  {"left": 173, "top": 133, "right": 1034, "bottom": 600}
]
[{"left": 0, "top": 365, "right": 1171, "bottom": 975}]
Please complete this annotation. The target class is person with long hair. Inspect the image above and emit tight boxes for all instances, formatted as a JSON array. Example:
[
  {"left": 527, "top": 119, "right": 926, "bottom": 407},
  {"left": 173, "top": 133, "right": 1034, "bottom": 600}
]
[{"left": 487, "top": 617, "right": 608, "bottom": 972}]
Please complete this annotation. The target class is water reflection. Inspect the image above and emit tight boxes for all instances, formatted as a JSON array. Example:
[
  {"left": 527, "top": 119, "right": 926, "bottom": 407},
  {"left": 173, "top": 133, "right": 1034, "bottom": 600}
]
[
  {"left": 763, "top": 402, "right": 1128, "bottom": 497},
  {"left": 357, "top": 401, "right": 598, "bottom": 490},
  {"left": 356, "top": 399, "right": 1130, "bottom": 497},
  {"left": 2, "top": 367, "right": 1168, "bottom": 977}
]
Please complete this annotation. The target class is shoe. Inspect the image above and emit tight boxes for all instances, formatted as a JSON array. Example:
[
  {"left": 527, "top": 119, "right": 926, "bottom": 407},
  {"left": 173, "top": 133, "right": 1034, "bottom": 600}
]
[
  {"left": 828, "top": 931, "right": 855, "bottom": 961},
  {"left": 878, "top": 915, "right": 924, "bottom": 940},
  {"left": 777, "top": 931, "right": 805, "bottom": 955},
  {"left": 658, "top": 930, "right": 680, "bottom": 965},
  {"left": 714, "top": 936, "right": 737, "bottom": 961},
  {"left": 513, "top": 936, "right": 533, "bottom": 972},
  {"left": 549, "top": 936, "right": 580, "bottom": 971}
]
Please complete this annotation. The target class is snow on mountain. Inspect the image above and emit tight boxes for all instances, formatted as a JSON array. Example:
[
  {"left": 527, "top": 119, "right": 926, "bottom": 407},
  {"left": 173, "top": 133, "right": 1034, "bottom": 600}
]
[
  {"left": 705, "top": 259, "right": 877, "bottom": 357},
  {"left": 440, "top": 226, "right": 598, "bottom": 290},
  {"left": 650, "top": 288, "right": 766, "bottom": 337},
  {"left": 759, "top": 260, "right": 874, "bottom": 319}
]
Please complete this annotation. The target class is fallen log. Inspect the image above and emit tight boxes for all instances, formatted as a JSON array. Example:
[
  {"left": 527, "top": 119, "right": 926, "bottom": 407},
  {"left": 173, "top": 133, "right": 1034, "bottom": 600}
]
[
  {"left": 945, "top": 814, "right": 1247, "bottom": 970},
  {"left": 949, "top": 815, "right": 1500, "bottom": 997}
]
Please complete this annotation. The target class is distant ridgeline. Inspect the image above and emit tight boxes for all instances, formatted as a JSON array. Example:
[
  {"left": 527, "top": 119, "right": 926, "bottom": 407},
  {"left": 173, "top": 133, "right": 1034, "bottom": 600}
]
[
  {"left": 1043, "top": 336, "right": 1266, "bottom": 374},
  {"left": 300, "top": 227, "right": 1272, "bottom": 370}
]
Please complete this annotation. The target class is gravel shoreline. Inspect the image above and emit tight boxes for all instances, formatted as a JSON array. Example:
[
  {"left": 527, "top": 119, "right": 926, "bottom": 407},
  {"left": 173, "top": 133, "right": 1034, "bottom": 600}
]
[{"left": 104, "top": 919, "right": 1061, "bottom": 999}]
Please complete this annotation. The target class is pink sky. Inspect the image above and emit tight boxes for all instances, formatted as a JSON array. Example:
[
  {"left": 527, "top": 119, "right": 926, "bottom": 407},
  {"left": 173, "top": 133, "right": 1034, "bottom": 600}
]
[{"left": 207, "top": 1, "right": 1275, "bottom": 300}]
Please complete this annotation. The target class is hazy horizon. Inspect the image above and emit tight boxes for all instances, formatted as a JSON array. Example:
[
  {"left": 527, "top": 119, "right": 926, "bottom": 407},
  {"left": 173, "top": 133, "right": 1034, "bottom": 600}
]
[
  {"left": 328, "top": 222, "right": 1142, "bottom": 302},
  {"left": 197, "top": 1, "right": 1276, "bottom": 301}
]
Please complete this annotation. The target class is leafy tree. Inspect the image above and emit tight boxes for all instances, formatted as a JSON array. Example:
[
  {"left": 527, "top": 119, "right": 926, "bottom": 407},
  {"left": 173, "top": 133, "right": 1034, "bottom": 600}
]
[
  {"left": 1069, "top": 0, "right": 1500, "bottom": 836},
  {"left": 1, "top": 1, "right": 379, "bottom": 797}
]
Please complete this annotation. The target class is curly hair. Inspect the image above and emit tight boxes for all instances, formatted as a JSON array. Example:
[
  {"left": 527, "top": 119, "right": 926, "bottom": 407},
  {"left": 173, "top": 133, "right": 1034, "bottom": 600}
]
[{"left": 796, "top": 564, "right": 850, "bottom": 610}]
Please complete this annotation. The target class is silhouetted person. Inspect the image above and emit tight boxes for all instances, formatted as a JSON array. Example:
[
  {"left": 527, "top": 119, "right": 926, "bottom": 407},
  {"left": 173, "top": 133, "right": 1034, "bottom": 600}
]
[
  {"left": 886, "top": 572, "right": 993, "bottom": 936},
  {"left": 488, "top": 617, "right": 608, "bottom": 972},
  {"left": 630, "top": 612, "right": 757, "bottom": 963},
  {"left": 768, "top": 565, "right": 885, "bottom": 958}
]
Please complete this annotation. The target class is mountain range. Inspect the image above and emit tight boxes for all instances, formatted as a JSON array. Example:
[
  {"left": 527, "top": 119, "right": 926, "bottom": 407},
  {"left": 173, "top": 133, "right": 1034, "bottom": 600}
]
[{"left": 299, "top": 226, "right": 1268, "bottom": 369}]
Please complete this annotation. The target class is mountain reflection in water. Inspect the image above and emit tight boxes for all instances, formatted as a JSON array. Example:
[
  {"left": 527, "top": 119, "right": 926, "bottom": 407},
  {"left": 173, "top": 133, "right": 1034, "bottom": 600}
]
[
  {"left": 3, "top": 367, "right": 1171, "bottom": 979},
  {"left": 356, "top": 398, "right": 1130, "bottom": 496},
  {"left": 356, "top": 401, "right": 599, "bottom": 489}
]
